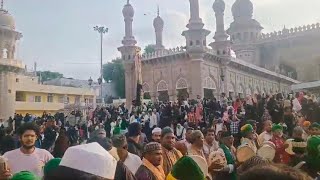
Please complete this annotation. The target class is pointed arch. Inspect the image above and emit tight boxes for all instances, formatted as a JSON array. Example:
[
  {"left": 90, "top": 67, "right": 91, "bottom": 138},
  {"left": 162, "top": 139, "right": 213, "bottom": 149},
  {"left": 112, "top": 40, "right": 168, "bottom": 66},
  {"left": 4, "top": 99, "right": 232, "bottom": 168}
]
[
  {"left": 203, "top": 77, "right": 217, "bottom": 90},
  {"left": 143, "top": 82, "right": 150, "bottom": 92},
  {"left": 238, "top": 84, "right": 244, "bottom": 94},
  {"left": 254, "top": 86, "right": 260, "bottom": 94},
  {"left": 228, "top": 82, "right": 235, "bottom": 92},
  {"left": 157, "top": 80, "right": 168, "bottom": 91},
  {"left": 245, "top": 85, "right": 254, "bottom": 96},
  {"left": 176, "top": 78, "right": 188, "bottom": 90}
]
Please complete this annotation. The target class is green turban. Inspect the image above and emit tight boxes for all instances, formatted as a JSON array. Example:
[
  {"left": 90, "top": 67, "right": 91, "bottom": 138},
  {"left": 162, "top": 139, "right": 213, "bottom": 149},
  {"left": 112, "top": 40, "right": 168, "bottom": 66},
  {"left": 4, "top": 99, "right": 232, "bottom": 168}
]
[
  {"left": 43, "top": 158, "right": 61, "bottom": 176},
  {"left": 272, "top": 124, "right": 283, "bottom": 132},
  {"left": 11, "top": 171, "right": 40, "bottom": 180},
  {"left": 113, "top": 127, "right": 121, "bottom": 135},
  {"left": 306, "top": 135, "right": 320, "bottom": 170},
  {"left": 240, "top": 124, "right": 254, "bottom": 136},
  {"left": 167, "top": 156, "right": 205, "bottom": 180}
]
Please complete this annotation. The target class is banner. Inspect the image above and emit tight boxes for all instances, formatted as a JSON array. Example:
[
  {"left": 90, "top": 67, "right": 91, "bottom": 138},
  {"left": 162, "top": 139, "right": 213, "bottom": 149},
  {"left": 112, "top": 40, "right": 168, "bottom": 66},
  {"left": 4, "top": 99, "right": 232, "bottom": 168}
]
[{"left": 134, "top": 50, "right": 143, "bottom": 106}]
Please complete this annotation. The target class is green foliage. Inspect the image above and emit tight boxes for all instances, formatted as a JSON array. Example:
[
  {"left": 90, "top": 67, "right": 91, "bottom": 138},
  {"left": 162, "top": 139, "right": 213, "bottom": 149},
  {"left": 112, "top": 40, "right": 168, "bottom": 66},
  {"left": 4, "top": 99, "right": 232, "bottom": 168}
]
[
  {"left": 144, "top": 44, "right": 156, "bottom": 54},
  {"left": 37, "top": 71, "right": 63, "bottom": 83},
  {"left": 103, "top": 58, "right": 125, "bottom": 98}
]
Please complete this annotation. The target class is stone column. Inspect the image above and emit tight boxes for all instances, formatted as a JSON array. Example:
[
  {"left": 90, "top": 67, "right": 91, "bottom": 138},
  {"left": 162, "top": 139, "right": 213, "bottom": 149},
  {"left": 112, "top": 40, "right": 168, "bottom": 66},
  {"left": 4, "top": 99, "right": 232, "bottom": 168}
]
[
  {"left": 124, "top": 62, "right": 134, "bottom": 108},
  {"left": 188, "top": 54, "right": 204, "bottom": 99},
  {"left": 0, "top": 44, "right": 3, "bottom": 59},
  {"left": 220, "top": 66, "right": 229, "bottom": 94},
  {"left": 0, "top": 72, "right": 16, "bottom": 120},
  {"left": 189, "top": 0, "right": 201, "bottom": 23},
  {"left": 169, "top": 89, "right": 176, "bottom": 102}
]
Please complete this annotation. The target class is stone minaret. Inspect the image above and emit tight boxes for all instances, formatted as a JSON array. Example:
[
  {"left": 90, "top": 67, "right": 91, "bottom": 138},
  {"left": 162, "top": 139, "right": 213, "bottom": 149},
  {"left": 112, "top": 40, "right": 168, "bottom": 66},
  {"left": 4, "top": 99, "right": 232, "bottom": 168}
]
[
  {"left": 228, "top": 0, "right": 263, "bottom": 64},
  {"left": 118, "top": 0, "right": 141, "bottom": 108},
  {"left": 209, "top": 0, "right": 232, "bottom": 95},
  {"left": 153, "top": 6, "right": 164, "bottom": 50},
  {"left": 209, "top": 0, "right": 231, "bottom": 53},
  {"left": 212, "top": 0, "right": 228, "bottom": 42},
  {"left": 182, "top": 0, "right": 210, "bottom": 53},
  {"left": 0, "top": 0, "right": 23, "bottom": 120},
  {"left": 182, "top": 0, "right": 210, "bottom": 99}
]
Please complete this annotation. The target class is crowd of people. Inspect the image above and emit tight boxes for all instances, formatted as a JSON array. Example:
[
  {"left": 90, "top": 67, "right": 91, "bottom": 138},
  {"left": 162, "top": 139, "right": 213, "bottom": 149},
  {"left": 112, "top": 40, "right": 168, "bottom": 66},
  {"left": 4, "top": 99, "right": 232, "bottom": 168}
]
[{"left": 0, "top": 91, "right": 320, "bottom": 180}]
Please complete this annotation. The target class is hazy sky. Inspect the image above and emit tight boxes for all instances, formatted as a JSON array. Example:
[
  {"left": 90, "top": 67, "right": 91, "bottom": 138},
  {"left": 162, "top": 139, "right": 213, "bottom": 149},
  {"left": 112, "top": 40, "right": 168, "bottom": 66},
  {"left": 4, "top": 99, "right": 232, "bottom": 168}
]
[{"left": 7, "top": 0, "right": 320, "bottom": 80}]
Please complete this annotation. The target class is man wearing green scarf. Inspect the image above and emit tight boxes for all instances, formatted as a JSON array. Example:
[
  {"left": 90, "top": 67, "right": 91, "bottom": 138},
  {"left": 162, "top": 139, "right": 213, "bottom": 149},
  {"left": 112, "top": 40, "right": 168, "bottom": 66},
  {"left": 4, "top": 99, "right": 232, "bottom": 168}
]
[
  {"left": 300, "top": 135, "right": 320, "bottom": 179},
  {"left": 215, "top": 131, "right": 237, "bottom": 180}
]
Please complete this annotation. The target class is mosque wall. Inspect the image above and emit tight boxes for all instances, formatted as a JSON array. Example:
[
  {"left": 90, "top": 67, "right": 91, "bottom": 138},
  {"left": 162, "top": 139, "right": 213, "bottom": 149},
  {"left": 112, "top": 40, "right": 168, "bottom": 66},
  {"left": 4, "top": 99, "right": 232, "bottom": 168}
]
[{"left": 135, "top": 54, "right": 293, "bottom": 104}]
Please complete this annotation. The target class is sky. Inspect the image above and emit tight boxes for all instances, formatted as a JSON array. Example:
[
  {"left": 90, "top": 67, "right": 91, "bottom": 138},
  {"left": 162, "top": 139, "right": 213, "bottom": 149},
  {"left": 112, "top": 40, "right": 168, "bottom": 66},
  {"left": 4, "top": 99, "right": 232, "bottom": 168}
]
[{"left": 7, "top": 0, "right": 320, "bottom": 80}]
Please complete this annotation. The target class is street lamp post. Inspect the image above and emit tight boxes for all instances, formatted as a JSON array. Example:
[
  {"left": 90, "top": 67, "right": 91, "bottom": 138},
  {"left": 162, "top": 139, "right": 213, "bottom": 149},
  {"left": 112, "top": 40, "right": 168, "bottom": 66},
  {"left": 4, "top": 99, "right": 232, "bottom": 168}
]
[{"left": 93, "top": 26, "right": 108, "bottom": 104}]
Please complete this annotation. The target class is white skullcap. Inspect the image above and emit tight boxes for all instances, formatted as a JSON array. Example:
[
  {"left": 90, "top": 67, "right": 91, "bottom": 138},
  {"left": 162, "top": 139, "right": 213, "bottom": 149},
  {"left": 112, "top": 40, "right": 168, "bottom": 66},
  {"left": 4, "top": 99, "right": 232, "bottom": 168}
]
[
  {"left": 152, "top": 127, "right": 162, "bottom": 134},
  {"left": 60, "top": 142, "right": 117, "bottom": 179}
]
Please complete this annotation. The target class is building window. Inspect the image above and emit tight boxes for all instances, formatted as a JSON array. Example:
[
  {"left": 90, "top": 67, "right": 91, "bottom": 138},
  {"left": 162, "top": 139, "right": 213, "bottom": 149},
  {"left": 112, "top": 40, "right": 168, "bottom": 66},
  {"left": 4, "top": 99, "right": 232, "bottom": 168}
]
[
  {"left": 189, "top": 41, "right": 193, "bottom": 46},
  {"left": 16, "top": 91, "right": 25, "bottom": 102},
  {"left": 75, "top": 96, "right": 81, "bottom": 104},
  {"left": 237, "top": 33, "right": 241, "bottom": 40},
  {"left": 8, "top": 89, "right": 11, "bottom": 93},
  {"left": 47, "top": 94, "right": 53, "bottom": 103},
  {"left": 196, "top": 40, "right": 200, "bottom": 45},
  {"left": 35, "top": 96, "right": 41, "bottom": 102},
  {"left": 16, "top": 78, "right": 19, "bottom": 82},
  {"left": 58, "top": 96, "right": 64, "bottom": 103}
]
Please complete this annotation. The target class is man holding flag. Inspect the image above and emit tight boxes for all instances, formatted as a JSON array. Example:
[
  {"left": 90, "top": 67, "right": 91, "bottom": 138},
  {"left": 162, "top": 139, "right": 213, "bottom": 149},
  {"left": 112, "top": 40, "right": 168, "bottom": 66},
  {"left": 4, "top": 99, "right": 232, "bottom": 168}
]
[{"left": 134, "top": 49, "right": 143, "bottom": 109}]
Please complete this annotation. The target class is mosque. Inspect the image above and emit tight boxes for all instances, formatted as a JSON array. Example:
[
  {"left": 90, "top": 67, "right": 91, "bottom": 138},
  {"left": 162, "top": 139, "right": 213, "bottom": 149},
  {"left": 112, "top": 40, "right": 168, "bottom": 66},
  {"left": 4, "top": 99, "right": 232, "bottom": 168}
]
[{"left": 118, "top": 0, "right": 320, "bottom": 106}]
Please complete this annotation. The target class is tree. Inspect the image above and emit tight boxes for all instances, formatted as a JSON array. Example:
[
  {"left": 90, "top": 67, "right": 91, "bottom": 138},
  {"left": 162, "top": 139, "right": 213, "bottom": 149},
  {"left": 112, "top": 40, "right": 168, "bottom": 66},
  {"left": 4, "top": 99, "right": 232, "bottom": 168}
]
[
  {"left": 144, "top": 44, "right": 156, "bottom": 54},
  {"left": 37, "top": 71, "right": 63, "bottom": 83},
  {"left": 103, "top": 58, "right": 125, "bottom": 98}
]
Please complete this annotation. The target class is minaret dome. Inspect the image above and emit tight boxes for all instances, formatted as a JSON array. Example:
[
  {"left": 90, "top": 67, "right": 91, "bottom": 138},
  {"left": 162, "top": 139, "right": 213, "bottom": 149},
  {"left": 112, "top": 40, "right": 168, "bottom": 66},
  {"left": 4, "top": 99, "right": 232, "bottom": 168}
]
[
  {"left": 153, "top": 8, "right": 164, "bottom": 30},
  {"left": 213, "top": 0, "right": 225, "bottom": 14},
  {"left": 122, "top": 0, "right": 134, "bottom": 18},
  {"left": 232, "top": 0, "right": 253, "bottom": 20},
  {"left": 0, "top": 0, "right": 15, "bottom": 30}
]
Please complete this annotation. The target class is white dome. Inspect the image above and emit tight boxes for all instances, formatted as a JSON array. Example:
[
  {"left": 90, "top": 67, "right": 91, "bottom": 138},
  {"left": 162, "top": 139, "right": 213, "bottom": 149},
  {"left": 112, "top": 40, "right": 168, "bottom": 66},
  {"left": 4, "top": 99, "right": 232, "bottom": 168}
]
[{"left": 0, "top": 9, "right": 15, "bottom": 30}]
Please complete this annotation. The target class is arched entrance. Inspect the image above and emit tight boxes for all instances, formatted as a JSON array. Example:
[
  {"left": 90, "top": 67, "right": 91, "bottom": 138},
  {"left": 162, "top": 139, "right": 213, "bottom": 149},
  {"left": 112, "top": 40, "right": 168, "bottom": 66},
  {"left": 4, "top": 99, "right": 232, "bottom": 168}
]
[
  {"left": 245, "top": 86, "right": 253, "bottom": 96},
  {"left": 157, "top": 80, "right": 169, "bottom": 102},
  {"left": 176, "top": 78, "right": 189, "bottom": 101},
  {"left": 254, "top": 86, "right": 260, "bottom": 95},
  {"left": 203, "top": 77, "right": 217, "bottom": 99},
  {"left": 143, "top": 83, "right": 151, "bottom": 99},
  {"left": 228, "top": 82, "right": 235, "bottom": 99},
  {"left": 238, "top": 84, "right": 244, "bottom": 98}
]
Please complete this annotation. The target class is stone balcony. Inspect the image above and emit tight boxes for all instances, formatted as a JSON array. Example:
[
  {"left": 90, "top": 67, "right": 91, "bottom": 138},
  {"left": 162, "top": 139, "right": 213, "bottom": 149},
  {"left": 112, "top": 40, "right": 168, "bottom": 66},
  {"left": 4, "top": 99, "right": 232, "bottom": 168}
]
[
  {"left": 0, "top": 58, "right": 24, "bottom": 69},
  {"left": 15, "top": 101, "right": 65, "bottom": 111}
]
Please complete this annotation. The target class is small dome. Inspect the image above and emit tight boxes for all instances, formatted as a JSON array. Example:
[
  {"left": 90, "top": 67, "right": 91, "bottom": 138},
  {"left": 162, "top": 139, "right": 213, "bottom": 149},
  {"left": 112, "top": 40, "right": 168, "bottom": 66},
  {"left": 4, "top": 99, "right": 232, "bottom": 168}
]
[
  {"left": 213, "top": 0, "right": 225, "bottom": 13},
  {"left": 0, "top": 9, "right": 15, "bottom": 30},
  {"left": 153, "top": 16, "right": 164, "bottom": 29},
  {"left": 232, "top": 0, "right": 253, "bottom": 20},
  {"left": 122, "top": 3, "right": 134, "bottom": 18}
]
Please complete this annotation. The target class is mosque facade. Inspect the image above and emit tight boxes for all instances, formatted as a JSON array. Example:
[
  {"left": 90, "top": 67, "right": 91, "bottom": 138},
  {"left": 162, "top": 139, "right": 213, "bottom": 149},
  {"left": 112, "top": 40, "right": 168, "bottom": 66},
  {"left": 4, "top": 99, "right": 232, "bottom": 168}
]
[{"left": 118, "top": 0, "right": 318, "bottom": 106}]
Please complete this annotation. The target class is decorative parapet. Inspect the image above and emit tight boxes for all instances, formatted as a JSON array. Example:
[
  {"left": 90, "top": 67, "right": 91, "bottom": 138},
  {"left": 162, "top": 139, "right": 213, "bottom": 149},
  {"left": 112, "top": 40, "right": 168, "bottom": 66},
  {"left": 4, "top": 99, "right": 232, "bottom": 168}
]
[
  {"left": 230, "top": 57, "right": 300, "bottom": 84},
  {"left": 205, "top": 47, "right": 217, "bottom": 55},
  {"left": 258, "top": 23, "right": 320, "bottom": 42},
  {"left": 141, "top": 46, "right": 186, "bottom": 60}
]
